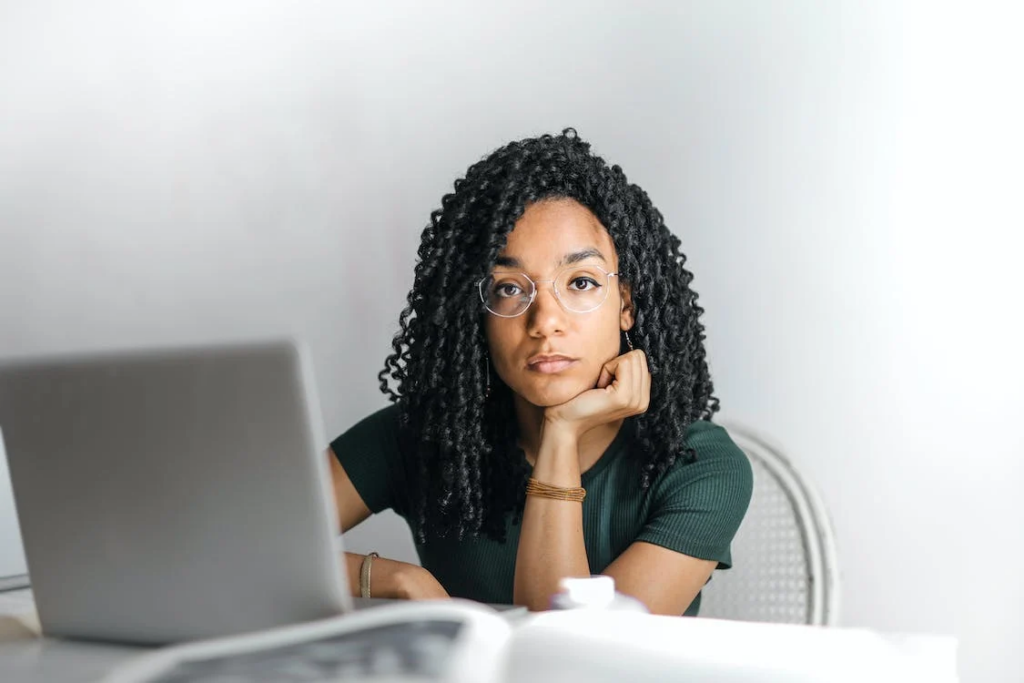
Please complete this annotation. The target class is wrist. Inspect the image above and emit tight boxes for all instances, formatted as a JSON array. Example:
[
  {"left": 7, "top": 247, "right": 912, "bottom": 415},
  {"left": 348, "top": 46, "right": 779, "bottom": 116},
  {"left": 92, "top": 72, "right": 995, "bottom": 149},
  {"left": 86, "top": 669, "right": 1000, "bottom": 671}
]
[
  {"left": 364, "top": 557, "right": 406, "bottom": 599},
  {"left": 541, "top": 414, "right": 584, "bottom": 445},
  {"left": 359, "top": 551, "right": 380, "bottom": 598},
  {"left": 533, "top": 419, "right": 583, "bottom": 485}
]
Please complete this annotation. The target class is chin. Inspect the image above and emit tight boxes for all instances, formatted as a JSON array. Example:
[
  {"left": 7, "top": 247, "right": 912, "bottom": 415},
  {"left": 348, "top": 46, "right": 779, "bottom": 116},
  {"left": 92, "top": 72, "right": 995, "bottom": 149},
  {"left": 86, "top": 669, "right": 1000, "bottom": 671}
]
[{"left": 516, "top": 376, "right": 593, "bottom": 408}]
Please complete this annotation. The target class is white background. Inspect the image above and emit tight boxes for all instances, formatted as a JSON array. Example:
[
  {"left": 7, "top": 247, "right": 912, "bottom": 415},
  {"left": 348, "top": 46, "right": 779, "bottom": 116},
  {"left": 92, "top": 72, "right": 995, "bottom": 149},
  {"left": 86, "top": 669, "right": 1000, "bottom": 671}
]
[{"left": 1, "top": 2, "right": 1021, "bottom": 681}]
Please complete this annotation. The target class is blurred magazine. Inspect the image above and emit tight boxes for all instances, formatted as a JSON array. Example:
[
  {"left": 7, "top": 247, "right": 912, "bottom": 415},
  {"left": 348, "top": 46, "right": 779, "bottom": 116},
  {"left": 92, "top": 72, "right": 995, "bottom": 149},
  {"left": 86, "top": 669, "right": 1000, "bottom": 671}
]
[{"left": 102, "top": 600, "right": 517, "bottom": 683}]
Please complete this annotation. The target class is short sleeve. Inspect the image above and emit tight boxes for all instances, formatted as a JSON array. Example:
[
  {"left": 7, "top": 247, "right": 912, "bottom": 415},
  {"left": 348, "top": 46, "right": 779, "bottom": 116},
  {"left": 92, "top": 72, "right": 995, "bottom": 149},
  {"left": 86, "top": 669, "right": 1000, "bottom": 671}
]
[
  {"left": 636, "top": 421, "right": 753, "bottom": 569},
  {"left": 329, "top": 404, "right": 410, "bottom": 516}
]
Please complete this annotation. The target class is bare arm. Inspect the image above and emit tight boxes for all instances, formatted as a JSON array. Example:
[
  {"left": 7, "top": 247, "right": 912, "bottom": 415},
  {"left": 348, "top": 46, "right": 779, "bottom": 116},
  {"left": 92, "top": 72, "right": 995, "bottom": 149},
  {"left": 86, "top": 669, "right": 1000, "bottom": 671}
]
[
  {"left": 512, "top": 426, "right": 590, "bottom": 610},
  {"left": 327, "top": 449, "right": 448, "bottom": 600},
  {"left": 514, "top": 350, "right": 716, "bottom": 615},
  {"left": 513, "top": 351, "right": 649, "bottom": 610},
  {"left": 603, "top": 542, "right": 717, "bottom": 615}
]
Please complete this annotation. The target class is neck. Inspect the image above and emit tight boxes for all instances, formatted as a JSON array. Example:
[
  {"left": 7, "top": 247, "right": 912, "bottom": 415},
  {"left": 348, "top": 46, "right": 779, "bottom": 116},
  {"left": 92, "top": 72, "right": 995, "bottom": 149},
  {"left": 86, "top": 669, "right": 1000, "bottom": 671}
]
[{"left": 513, "top": 393, "right": 624, "bottom": 473}]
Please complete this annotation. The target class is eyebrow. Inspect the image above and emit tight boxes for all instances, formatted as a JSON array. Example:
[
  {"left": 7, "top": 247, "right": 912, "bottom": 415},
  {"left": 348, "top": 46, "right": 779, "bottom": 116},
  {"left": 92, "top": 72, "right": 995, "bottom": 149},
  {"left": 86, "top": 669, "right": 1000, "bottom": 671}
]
[{"left": 493, "top": 248, "right": 607, "bottom": 269}]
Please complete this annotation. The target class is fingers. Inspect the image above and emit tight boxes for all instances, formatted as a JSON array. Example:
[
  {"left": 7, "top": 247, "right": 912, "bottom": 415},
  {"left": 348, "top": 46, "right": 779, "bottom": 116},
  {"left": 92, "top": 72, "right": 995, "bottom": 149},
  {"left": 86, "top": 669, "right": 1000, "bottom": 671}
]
[
  {"left": 630, "top": 349, "right": 650, "bottom": 415},
  {"left": 598, "top": 355, "right": 625, "bottom": 395},
  {"left": 599, "top": 350, "right": 651, "bottom": 416},
  {"left": 631, "top": 350, "right": 642, "bottom": 406},
  {"left": 638, "top": 350, "right": 651, "bottom": 413},
  {"left": 546, "top": 349, "right": 651, "bottom": 432}
]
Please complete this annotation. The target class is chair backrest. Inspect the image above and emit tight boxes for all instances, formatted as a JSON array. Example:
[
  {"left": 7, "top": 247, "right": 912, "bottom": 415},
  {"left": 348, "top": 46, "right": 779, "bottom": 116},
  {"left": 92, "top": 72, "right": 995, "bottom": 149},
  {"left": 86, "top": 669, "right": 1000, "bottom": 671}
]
[{"left": 698, "top": 422, "right": 840, "bottom": 626}]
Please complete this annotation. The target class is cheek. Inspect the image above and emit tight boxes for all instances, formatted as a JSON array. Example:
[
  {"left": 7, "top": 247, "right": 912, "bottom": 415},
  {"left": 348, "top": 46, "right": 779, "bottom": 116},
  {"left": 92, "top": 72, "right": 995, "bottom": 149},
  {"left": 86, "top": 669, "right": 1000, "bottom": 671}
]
[
  {"left": 484, "top": 321, "right": 518, "bottom": 372},
  {"left": 587, "top": 312, "right": 625, "bottom": 358}
]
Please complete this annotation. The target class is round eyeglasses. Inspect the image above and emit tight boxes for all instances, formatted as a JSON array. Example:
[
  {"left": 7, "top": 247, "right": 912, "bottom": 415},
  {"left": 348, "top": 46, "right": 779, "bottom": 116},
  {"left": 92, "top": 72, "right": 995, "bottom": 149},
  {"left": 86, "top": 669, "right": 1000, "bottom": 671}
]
[{"left": 478, "top": 265, "right": 620, "bottom": 318}]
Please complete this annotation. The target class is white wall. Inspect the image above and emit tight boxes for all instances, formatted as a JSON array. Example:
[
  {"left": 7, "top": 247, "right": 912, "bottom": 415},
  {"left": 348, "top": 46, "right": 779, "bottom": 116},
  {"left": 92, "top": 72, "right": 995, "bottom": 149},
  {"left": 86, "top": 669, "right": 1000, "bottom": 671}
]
[{"left": 0, "top": 2, "right": 1020, "bottom": 681}]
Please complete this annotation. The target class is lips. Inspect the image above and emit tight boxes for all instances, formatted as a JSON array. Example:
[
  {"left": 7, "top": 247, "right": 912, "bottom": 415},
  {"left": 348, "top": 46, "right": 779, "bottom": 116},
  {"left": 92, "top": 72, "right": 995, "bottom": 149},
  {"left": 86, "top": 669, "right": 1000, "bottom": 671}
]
[{"left": 526, "top": 354, "right": 578, "bottom": 374}]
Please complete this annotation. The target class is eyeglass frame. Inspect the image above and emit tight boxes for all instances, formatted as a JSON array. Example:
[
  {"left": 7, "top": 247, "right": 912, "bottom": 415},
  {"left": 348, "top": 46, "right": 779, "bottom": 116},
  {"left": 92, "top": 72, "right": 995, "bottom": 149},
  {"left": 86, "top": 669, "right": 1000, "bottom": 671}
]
[{"left": 477, "top": 264, "right": 622, "bottom": 318}]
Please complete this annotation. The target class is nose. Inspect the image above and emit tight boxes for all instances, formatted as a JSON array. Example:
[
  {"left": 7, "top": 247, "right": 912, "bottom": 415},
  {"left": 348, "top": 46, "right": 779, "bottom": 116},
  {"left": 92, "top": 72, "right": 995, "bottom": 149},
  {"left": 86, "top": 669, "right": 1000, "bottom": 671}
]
[{"left": 525, "top": 281, "right": 566, "bottom": 338}]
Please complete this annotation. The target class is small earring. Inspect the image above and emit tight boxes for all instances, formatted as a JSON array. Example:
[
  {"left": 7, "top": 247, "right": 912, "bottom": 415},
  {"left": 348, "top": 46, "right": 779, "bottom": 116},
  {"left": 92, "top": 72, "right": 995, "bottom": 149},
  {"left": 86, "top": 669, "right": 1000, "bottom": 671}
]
[
  {"left": 484, "top": 353, "right": 491, "bottom": 399},
  {"left": 624, "top": 330, "right": 634, "bottom": 352}
]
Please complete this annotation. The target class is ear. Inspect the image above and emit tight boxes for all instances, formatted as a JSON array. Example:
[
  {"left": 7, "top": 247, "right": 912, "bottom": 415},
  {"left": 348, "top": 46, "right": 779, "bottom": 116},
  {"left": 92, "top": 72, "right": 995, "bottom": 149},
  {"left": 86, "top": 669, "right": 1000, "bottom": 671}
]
[{"left": 619, "top": 283, "right": 635, "bottom": 332}]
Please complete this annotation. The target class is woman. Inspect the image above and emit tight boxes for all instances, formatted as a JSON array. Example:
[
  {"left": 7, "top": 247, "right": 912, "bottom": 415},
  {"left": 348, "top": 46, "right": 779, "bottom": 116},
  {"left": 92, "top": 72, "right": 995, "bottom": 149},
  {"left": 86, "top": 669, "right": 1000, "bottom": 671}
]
[{"left": 328, "top": 129, "right": 753, "bottom": 616}]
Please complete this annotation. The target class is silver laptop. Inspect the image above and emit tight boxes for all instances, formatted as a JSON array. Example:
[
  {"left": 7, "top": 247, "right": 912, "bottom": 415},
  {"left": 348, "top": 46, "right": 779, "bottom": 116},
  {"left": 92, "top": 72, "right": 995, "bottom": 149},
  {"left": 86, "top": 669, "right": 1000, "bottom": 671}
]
[
  {"left": 0, "top": 339, "right": 353, "bottom": 644},
  {"left": 0, "top": 431, "right": 30, "bottom": 591}
]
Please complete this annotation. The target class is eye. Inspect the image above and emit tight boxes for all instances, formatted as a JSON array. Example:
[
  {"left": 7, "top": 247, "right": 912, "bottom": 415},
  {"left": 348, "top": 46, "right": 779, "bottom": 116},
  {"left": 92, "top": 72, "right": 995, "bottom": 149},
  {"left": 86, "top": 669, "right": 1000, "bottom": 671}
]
[
  {"left": 492, "top": 282, "right": 524, "bottom": 299},
  {"left": 567, "top": 277, "right": 600, "bottom": 292}
]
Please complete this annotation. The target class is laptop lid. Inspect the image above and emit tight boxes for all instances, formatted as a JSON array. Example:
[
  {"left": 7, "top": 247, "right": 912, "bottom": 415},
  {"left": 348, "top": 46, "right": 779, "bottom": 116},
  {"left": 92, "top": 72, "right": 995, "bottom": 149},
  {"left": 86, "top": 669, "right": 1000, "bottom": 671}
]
[{"left": 0, "top": 339, "right": 351, "bottom": 644}]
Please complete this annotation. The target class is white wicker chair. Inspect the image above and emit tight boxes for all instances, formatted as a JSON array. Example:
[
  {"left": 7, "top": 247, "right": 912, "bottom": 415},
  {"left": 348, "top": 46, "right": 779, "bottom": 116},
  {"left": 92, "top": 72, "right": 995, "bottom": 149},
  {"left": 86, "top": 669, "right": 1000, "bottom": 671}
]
[{"left": 698, "top": 422, "right": 840, "bottom": 626}]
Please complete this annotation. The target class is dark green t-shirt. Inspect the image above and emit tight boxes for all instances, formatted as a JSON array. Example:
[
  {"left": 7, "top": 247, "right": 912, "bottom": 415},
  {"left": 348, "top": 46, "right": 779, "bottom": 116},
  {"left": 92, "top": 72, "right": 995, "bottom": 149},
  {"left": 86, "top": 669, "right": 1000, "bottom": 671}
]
[{"left": 331, "top": 405, "right": 753, "bottom": 616}]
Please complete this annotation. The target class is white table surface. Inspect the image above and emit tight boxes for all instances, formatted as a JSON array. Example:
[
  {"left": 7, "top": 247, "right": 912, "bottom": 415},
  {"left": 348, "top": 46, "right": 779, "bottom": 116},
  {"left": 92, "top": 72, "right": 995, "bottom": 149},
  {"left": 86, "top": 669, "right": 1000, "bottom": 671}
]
[{"left": 0, "top": 588, "right": 959, "bottom": 683}]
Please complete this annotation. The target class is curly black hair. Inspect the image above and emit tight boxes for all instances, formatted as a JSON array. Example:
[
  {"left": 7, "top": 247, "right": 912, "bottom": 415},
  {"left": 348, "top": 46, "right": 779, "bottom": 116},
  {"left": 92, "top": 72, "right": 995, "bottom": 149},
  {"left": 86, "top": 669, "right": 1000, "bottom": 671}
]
[{"left": 379, "top": 128, "right": 718, "bottom": 543}]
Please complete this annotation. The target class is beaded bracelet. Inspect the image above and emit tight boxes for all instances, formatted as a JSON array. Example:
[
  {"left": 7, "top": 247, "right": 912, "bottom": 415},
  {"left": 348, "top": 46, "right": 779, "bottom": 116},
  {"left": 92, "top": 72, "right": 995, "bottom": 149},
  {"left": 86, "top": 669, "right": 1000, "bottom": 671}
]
[{"left": 525, "top": 477, "right": 586, "bottom": 502}]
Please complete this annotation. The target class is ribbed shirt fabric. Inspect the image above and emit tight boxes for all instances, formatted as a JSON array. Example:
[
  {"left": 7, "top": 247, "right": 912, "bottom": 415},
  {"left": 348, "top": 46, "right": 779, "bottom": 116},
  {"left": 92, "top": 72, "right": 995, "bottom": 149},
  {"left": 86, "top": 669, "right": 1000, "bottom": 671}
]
[{"left": 331, "top": 404, "right": 753, "bottom": 616}]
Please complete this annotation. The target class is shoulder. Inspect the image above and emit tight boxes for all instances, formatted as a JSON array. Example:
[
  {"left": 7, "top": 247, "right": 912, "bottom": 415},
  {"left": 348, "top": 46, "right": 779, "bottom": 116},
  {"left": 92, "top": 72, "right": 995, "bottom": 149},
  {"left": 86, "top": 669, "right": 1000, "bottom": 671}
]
[
  {"left": 329, "top": 403, "right": 405, "bottom": 468},
  {"left": 684, "top": 419, "right": 751, "bottom": 467},
  {"left": 332, "top": 403, "right": 401, "bottom": 443},
  {"left": 329, "top": 403, "right": 408, "bottom": 515},
  {"left": 355, "top": 402, "right": 402, "bottom": 427},
  {"left": 650, "top": 419, "right": 754, "bottom": 509},
  {"left": 631, "top": 419, "right": 754, "bottom": 569}
]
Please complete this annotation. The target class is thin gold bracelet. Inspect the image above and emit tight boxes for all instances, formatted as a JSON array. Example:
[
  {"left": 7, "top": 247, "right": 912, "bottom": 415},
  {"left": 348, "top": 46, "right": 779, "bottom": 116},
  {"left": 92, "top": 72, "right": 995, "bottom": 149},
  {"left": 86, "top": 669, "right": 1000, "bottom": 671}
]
[
  {"left": 525, "top": 477, "right": 586, "bottom": 502},
  {"left": 359, "top": 551, "right": 379, "bottom": 598}
]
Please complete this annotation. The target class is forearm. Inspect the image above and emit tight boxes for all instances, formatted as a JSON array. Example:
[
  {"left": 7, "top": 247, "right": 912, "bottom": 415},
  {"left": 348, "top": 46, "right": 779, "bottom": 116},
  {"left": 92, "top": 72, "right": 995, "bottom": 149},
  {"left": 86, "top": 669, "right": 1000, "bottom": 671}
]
[
  {"left": 513, "top": 427, "right": 591, "bottom": 611},
  {"left": 343, "top": 552, "right": 429, "bottom": 599}
]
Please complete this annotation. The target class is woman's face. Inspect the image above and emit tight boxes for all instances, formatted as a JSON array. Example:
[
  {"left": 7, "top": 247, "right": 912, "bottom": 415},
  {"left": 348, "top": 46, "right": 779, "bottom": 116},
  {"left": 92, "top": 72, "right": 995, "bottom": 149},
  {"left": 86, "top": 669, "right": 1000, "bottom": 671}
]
[{"left": 484, "top": 199, "right": 633, "bottom": 408}]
